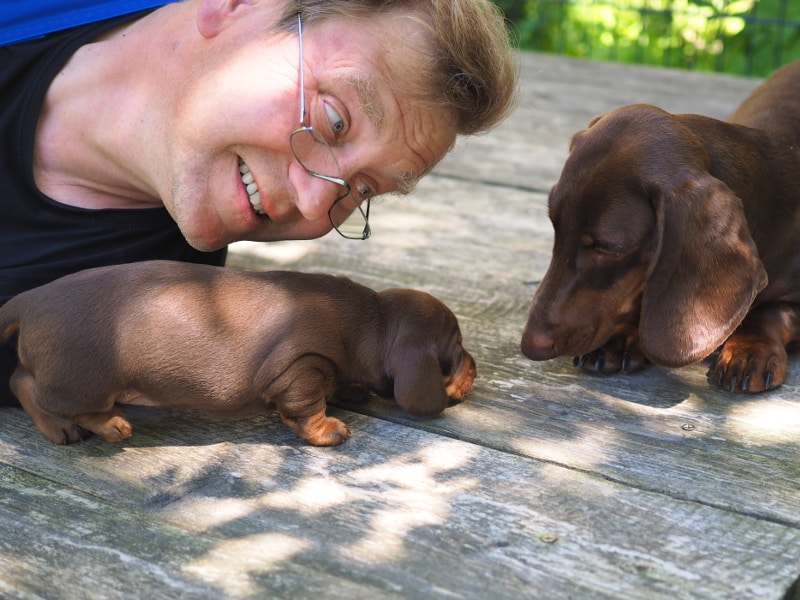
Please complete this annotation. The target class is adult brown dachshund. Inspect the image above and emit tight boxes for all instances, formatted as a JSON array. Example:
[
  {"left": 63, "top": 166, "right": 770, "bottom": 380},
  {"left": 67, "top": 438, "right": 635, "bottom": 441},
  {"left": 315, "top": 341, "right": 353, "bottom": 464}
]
[
  {"left": 521, "top": 60, "right": 800, "bottom": 393},
  {"left": 0, "top": 261, "right": 476, "bottom": 445}
]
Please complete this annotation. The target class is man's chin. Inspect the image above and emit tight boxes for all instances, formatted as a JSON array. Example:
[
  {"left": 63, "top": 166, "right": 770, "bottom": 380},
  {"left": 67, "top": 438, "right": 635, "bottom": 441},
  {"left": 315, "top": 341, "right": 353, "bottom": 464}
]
[{"left": 179, "top": 227, "right": 231, "bottom": 253}]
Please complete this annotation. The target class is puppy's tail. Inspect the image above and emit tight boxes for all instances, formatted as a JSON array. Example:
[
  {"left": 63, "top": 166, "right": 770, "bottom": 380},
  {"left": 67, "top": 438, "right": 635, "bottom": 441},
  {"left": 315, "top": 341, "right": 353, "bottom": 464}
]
[{"left": 0, "top": 296, "right": 22, "bottom": 343}]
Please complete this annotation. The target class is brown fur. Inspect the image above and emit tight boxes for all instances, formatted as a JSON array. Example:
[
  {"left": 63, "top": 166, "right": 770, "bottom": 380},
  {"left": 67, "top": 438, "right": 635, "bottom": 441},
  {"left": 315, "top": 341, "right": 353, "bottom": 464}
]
[
  {"left": 521, "top": 61, "right": 800, "bottom": 392},
  {"left": 0, "top": 261, "right": 476, "bottom": 445}
]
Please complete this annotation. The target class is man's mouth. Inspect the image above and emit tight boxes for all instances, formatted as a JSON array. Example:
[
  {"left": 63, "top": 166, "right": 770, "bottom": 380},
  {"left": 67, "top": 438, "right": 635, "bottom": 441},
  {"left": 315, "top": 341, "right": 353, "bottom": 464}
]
[{"left": 238, "top": 157, "right": 265, "bottom": 215}]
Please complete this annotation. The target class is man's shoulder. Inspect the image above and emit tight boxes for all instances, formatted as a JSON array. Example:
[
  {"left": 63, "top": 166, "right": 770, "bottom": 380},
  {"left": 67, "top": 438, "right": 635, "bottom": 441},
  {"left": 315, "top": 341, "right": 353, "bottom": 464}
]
[{"left": 0, "top": 1, "right": 169, "bottom": 46}]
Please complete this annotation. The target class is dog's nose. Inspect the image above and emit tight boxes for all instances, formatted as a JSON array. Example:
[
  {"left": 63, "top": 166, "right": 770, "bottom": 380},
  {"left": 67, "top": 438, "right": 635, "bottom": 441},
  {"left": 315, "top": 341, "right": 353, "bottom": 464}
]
[{"left": 520, "top": 327, "right": 557, "bottom": 361}]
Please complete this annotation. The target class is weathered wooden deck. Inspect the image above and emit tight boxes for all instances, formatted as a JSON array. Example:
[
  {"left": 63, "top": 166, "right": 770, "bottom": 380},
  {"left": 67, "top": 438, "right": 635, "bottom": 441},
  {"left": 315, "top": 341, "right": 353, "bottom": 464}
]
[{"left": 2, "top": 52, "right": 799, "bottom": 599}]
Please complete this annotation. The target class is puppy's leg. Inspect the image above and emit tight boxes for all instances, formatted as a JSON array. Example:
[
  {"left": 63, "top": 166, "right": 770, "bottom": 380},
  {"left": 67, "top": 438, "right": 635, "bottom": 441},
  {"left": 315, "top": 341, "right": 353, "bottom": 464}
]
[
  {"left": 712, "top": 302, "right": 800, "bottom": 392},
  {"left": 263, "top": 355, "right": 350, "bottom": 446},
  {"left": 10, "top": 366, "right": 88, "bottom": 444},
  {"left": 71, "top": 399, "right": 133, "bottom": 442}
]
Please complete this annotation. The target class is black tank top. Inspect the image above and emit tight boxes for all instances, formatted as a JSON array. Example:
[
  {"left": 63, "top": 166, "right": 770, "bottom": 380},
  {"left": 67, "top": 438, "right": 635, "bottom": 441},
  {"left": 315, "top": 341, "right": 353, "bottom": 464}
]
[{"left": 0, "top": 12, "right": 227, "bottom": 405}]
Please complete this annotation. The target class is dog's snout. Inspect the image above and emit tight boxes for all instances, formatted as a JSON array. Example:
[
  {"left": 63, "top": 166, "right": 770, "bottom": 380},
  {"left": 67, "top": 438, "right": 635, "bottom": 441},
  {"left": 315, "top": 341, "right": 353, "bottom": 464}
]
[{"left": 520, "top": 326, "right": 557, "bottom": 361}]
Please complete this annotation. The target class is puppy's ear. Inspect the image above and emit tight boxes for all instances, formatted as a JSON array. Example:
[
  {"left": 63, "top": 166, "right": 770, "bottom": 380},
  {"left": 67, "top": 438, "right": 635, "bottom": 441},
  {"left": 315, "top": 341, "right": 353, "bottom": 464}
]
[
  {"left": 640, "top": 174, "right": 767, "bottom": 366},
  {"left": 386, "top": 343, "right": 450, "bottom": 417},
  {"left": 568, "top": 114, "right": 604, "bottom": 151}
]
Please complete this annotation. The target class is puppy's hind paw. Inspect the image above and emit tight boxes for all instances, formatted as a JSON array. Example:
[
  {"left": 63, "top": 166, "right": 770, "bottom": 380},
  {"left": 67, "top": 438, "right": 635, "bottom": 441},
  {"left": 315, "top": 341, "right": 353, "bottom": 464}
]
[
  {"left": 50, "top": 423, "right": 90, "bottom": 445},
  {"left": 32, "top": 415, "right": 88, "bottom": 445},
  {"left": 73, "top": 410, "right": 134, "bottom": 442}
]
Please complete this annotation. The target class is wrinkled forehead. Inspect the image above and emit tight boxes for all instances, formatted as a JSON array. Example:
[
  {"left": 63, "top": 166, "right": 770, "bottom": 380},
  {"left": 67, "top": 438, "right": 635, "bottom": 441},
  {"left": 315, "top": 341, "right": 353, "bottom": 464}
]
[
  {"left": 344, "top": 27, "right": 457, "bottom": 185},
  {"left": 295, "top": 9, "right": 456, "bottom": 187}
]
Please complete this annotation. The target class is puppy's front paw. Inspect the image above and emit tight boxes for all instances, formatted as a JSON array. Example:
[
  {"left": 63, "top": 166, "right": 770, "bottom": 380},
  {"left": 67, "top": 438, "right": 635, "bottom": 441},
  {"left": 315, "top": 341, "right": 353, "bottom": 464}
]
[
  {"left": 711, "top": 335, "right": 786, "bottom": 392},
  {"left": 96, "top": 416, "right": 134, "bottom": 442},
  {"left": 444, "top": 352, "right": 477, "bottom": 403}
]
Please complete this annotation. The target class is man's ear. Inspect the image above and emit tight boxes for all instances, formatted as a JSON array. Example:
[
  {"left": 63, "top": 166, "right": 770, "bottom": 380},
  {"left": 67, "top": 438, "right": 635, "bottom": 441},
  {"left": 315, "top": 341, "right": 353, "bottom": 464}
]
[{"left": 197, "top": 0, "right": 255, "bottom": 39}]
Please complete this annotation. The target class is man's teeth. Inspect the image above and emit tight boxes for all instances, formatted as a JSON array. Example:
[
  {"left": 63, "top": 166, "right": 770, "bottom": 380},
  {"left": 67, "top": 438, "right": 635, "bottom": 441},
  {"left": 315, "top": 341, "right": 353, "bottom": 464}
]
[{"left": 238, "top": 158, "right": 265, "bottom": 215}]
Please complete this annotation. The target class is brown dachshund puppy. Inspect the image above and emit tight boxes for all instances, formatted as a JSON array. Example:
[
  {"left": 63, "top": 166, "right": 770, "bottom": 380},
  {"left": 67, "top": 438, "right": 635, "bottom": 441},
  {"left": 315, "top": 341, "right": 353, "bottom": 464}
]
[
  {"left": 0, "top": 261, "right": 476, "bottom": 445},
  {"left": 521, "top": 60, "right": 800, "bottom": 393}
]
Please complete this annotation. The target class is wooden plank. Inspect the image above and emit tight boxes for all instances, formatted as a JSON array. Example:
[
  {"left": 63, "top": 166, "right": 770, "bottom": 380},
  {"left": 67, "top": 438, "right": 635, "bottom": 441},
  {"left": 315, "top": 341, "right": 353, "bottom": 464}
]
[{"left": 1, "top": 408, "right": 798, "bottom": 599}]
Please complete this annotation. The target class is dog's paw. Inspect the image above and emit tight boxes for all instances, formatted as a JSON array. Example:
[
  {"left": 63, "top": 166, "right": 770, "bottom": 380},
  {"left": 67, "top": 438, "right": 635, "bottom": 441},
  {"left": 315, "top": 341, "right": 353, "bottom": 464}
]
[
  {"left": 711, "top": 336, "right": 786, "bottom": 393},
  {"left": 444, "top": 354, "right": 477, "bottom": 403},
  {"left": 44, "top": 422, "right": 90, "bottom": 445},
  {"left": 305, "top": 416, "right": 351, "bottom": 446},
  {"left": 73, "top": 410, "right": 134, "bottom": 442},
  {"left": 574, "top": 344, "right": 647, "bottom": 375},
  {"left": 96, "top": 416, "right": 134, "bottom": 442},
  {"left": 30, "top": 414, "right": 89, "bottom": 445},
  {"left": 284, "top": 410, "right": 351, "bottom": 446}
]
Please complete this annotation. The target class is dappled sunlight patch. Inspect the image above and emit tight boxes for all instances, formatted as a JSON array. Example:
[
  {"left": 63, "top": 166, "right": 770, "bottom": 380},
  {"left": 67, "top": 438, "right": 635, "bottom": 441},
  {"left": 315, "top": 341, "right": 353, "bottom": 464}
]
[
  {"left": 159, "top": 496, "right": 257, "bottom": 530},
  {"left": 343, "top": 440, "right": 479, "bottom": 563},
  {"left": 259, "top": 476, "right": 353, "bottom": 515},
  {"left": 229, "top": 240, "right": 314, "bottom": 265},
  {"left": 725, "top": 399, "right": 800, "bottom": 445},
  {"left": 510, "top": 421, "right": 615, "bottom": 469},
  {"left": 183, "top": 532, "right": 311, "bottom": 596}
]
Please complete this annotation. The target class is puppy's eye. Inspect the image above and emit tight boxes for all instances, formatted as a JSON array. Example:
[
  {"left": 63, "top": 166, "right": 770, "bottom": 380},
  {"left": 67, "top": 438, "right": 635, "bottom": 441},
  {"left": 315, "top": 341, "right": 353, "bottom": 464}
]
[
  {"left": 593, "top": 245, "right": 623, "bottom": 257},
  {"left": 592, "top": 244, "right": 627, "bottom": 260},
  {"left": 581, "top": 235, "right": 624, "bottom": 258}
]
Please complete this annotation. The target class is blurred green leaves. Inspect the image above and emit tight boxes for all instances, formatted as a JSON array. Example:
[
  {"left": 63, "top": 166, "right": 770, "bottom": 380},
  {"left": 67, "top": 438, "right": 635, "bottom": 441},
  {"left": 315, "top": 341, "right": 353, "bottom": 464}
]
[{"left": 496, "top": 0, "right": 800, "bottom": 76}]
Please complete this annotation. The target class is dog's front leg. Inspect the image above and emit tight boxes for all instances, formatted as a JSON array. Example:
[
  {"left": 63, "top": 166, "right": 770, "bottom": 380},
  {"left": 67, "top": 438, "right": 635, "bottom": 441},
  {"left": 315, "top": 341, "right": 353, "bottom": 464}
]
[
  {"left": 262, "top": 355, "right": 351, "bottom": 446},
  {"left": 574, "top": 327, "right": 648, "bottom": 375},
  {"left": 711, "top": 301, "right": 800, "bottom": 392}
]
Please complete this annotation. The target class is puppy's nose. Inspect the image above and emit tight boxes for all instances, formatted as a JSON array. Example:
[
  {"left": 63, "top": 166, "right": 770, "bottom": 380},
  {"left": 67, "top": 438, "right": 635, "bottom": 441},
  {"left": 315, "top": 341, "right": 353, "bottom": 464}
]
[{"left": 520, "top": 327, "right": 556, "bottom": 361}]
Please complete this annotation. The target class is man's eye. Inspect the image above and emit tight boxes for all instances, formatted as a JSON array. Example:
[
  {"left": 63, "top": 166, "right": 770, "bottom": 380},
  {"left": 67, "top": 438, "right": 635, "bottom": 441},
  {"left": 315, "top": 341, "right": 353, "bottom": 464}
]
[
  {"left": 356, "top": 181, "right": 372, "bottom": 201},
  {"left": 324, "top": 102, "right": 345, "bottom": 135}
]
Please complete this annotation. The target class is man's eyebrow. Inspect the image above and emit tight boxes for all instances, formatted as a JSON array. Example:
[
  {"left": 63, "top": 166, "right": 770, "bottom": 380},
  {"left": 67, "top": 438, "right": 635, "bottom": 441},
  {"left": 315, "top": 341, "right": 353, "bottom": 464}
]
[
  {"left": 394, "top": 171, "right": 418, "bottom": 195},
  {"left": 350, "top": 74, "right": 385, "bottom": 131}
]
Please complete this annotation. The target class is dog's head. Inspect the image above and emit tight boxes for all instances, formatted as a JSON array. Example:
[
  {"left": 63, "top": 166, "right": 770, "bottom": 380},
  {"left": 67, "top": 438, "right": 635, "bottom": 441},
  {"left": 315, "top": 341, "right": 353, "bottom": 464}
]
[
  {"left": 378, "top": 289, "right": 476, "bottom": 416},
  {"left": 521, "top": 104, "right": 767, "bottom": 368}
]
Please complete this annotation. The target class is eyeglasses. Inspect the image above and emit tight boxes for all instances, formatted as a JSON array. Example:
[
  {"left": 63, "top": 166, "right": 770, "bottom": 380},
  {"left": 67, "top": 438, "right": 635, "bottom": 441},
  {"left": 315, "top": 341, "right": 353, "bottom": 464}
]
[{"left": 289, "top": 12, "right": 371, "bottom": 240}]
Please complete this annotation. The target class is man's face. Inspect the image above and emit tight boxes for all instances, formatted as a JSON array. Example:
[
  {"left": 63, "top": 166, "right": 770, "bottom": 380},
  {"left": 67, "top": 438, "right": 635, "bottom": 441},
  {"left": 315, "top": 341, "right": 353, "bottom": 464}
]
[{"left": 160, "top": 6, "right": 456, "bottom": 251}]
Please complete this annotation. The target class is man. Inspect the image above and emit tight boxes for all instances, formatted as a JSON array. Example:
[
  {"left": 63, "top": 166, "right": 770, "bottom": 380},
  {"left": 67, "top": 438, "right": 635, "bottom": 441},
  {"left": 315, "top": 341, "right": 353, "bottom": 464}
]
[{"left": 0, "top": 0, "right": 518, "bottom": 405}]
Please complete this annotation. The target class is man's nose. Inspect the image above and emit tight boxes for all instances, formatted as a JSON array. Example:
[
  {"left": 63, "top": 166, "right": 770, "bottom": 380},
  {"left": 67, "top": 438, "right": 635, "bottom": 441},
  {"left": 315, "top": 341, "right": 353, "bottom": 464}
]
[{"left": 292, "top": 168, "right": 346, "bottom": 222}]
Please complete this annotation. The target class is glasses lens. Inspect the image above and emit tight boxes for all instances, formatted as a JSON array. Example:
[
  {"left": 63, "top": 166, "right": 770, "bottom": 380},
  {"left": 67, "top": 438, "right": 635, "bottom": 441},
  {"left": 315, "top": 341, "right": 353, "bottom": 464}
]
[
  {"left": 291, "top": 127, "right": 371, "bottom": 240},
  {"left": 290, "top": 127, "right": 341, "bottom": 177},
  {"left": 330, "top": 195, "right": 371, "bottom": 240}
]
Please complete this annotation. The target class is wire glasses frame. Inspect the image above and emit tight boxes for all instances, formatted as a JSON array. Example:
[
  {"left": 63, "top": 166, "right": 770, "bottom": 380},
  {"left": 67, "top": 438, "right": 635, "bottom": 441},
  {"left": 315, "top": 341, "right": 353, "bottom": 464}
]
[{"left": 289, "top": 12, "right": 371, "bottom": 240}]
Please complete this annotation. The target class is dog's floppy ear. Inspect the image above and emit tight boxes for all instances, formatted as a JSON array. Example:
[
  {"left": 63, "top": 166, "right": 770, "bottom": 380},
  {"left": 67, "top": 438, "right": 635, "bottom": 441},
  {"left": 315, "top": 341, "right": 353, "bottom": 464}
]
[
  {"left": 640, "top": 174, "right": 767, "bottom": 367},
  {"left": 386, "top": 342, "right": 450, "bottom": 417}
]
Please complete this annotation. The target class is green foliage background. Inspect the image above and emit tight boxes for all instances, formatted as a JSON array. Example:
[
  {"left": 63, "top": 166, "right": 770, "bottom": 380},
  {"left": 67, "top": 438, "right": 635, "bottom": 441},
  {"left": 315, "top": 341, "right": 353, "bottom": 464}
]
[{"left": 495, "top": 0, "right": 800, "bottom": 76}]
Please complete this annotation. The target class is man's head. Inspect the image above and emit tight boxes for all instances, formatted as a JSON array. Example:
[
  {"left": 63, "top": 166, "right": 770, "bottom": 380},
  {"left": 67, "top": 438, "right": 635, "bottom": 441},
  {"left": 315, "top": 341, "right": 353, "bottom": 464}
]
[{"left": 155, "top": 0, "right": 517, "bottom": 250}]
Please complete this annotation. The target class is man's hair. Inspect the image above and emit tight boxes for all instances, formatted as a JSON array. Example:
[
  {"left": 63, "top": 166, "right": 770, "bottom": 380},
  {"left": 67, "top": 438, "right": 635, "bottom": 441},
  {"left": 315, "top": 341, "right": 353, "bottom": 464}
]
[{"left": 281, "top": 0, "right": 518, "bottom": 137}]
